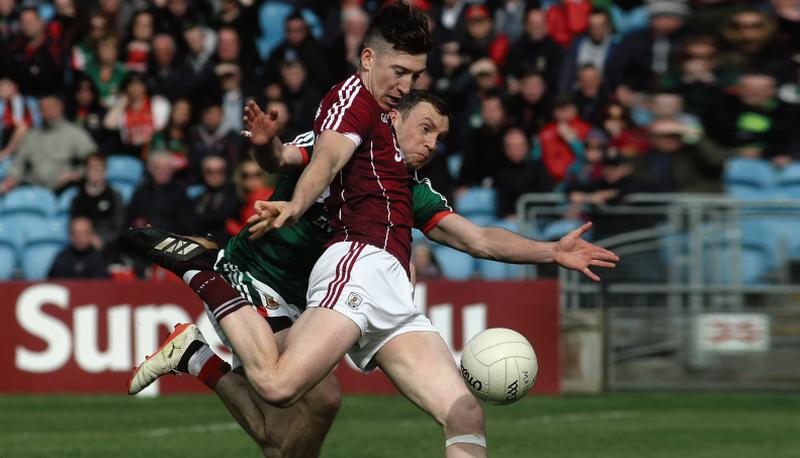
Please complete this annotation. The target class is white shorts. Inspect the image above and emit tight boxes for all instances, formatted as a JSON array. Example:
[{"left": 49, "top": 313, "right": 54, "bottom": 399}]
[
  {"left": 306, "top": 241, "right": 438, "bottom": 371},
  {"left": 209, "top": 250, "right": 303, "bottom": 368}
]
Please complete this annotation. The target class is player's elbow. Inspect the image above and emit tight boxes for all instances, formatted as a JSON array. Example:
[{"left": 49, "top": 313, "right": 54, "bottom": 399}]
[{"left": 464, "top": 234, "right": 493, "bottom": 260}]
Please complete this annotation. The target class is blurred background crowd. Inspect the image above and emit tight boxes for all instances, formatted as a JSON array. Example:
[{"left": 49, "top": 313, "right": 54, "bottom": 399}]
[{"left": 0, "top": 0, "right": 798, "bottom": 281}]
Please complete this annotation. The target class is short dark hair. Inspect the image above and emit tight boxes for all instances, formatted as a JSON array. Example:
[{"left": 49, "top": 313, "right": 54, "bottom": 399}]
[
  {"left": 364, "top": 1, "right": 432, "bottom": 55},
  {"left": 395, "top": 90, "right": 450, "bottom": 124}
]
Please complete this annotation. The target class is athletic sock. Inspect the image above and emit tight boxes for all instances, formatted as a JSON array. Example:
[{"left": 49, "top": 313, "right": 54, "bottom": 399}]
[
  {"left": 183, "top": 270, "right": 248, "bottom": 322},
  {"left": 176, "top": 342, "right": 231, "bottom": 390}
]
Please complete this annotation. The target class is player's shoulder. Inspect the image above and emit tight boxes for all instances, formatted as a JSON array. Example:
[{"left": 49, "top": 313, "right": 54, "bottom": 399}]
[{"left": 319, "top": 75, "right": 379, "bottom": 116}]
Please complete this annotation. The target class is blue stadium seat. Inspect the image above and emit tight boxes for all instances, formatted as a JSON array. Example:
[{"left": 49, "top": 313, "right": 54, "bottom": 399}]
[
  {"left": 455, "top": 188, "right": 496, "bottom": 218},
  {"left": 447, "top": 154, "right": 462, "bottom": 180},
  {"left": 0, "top": 219, "right": 21, "bottom": 279},
  {"left": 723, "top": 158, "right": 776, "bottom": 199},
  {"left": 433, "top": 245, "right": 475, "bottom": 280},
  {"left": 111, "top": 182, "right": 136, "bottom": 205},
  {"left": 2, "top": 186, "right": 56, "bottom": 218},
  {"left": 22, "top": 221, "right": 68, "bottom": 280},
  {"left": 186, "top": 184, "right": 206, "bottom": 200},
  {"left": 106, "top": 156, "right": 144, "bottom": 186},
  {"left": 0, "top": 157, "right": 10, "bottom": 181},
  {"left": 57, "top": 186, "right": 79, "bottom": 217},
  {"left": 478, "top": 259, "right": 510, "bottom": 280},
  {"left": 466, "top": 214, "right": 494, "bottom": 227},
  {"left": 412, "top": 228, "right": 427, "bottom": 242},
  {"left": 776, "top": 163, "right": 800, "bottom": 198},
  {"left": 3, "top": 213, "right": 50, "bottom": 236}
]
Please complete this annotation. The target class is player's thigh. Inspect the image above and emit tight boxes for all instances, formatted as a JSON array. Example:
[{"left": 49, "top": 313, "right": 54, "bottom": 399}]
[
  {"left": 374, "top": 330, "right": 482, "bottom": 429},
  {"left": 277, "top": 306, "right": 361, "bottom": 396}
]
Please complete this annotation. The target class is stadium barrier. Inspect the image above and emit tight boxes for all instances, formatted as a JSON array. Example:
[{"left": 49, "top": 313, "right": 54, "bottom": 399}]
[
  {"left": 519, "top": 193, "right": 800, "bottom": 390},
  {"left": 1, "top": 279, "right": 560, "bottom": 395}
]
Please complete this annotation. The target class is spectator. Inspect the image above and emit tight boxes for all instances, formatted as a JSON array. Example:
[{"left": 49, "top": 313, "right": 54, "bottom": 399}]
[
  {"left": 48, "top": 216, "right": 109, "bottom": 279},
  {"left": 264, "top": 10, "right": 330, "bottom": 90},
  {"left": 191, "top": 155, "right": 239, "bottom": 245},
  {"left": 507, "top": 70, "right": 551, "bottom": 137},
  {"left": 188, "top": 100, "right": 242, "bottom": 183},
  {"left": 2, "top": 5, "right": 64, "bottom": 96},
  {"left": 279, "top": 59, "right": 323, "bottom": 142},
  {"left": 84, "top": 34, "right": 128, "bottom": 107},
  {"left": 127, "top": 150, "right": 192, "bottom": 233},
  {"left": 649, "top": 91, "right": 703, "bottom": 138},
  {"left": 1, "top": 93, "right": 96, "bottom": 193},
  {"left": 150, "top": 97, "right": 192, "bottom": 178},
  {"left": 545, "top": 0, "right": 592, "bottom": 48},
  {"left": 661, "top": 35, "right": 733, "bottom": 119},
  {"left": 412, "top": 243, "right": 441, "bottom": 281},
  {"left": 494, "top": 127, "right": 554, "bottom": 218},
  {"left": 153, "top": 0, "right": 210, "bottom": 53},
  {"left": 123, "top": 9, "right": 155, "bottom": 73},
  {"left": 720, "top": 7, "right": 794, "bottom": 83},
  {"left": 572, "top": 64, "right": 607, "bottom": 124},
  {"left": 506, "top": 8, "right": 565, "bottom": 92},
  {"left": 494, "top": 0, "right": 527, "bottom": 43},
  {"left": 0, "top": 0, "right": 20, "bottom": 45},
  {"left": 641, "top": 118, "right": 729, "bottom": 192},
  {"left": 103, "top": 72, "right": 171, "bottom": 157},
  {"left": 459, "top": 5, "right": 509, "bottom": 68},
  {"left": 213, "top": 0, "right": 261, "bottom": 76},
  {"left": 228, "top": 158, "right": 275, "bottom": 234},
  {"left": 180, "top": 23, "right": 219, "bottom": 102},
  {"left": 457, "top": 92, "right": 509, "bottom": 189},
  {"left": 214, "top": 27, "right": 258, "bottom": 89},
  {"left": 329, "top": 5, "right": 370, "bottom": 81},
  {"left": 534, "top": 95, "right": 591, "bottom": 183},
  {"left": 74, "top": 12, "right": 110, "bottom": 69},
  {"left": 69, "top": 153, "right": 124, "bottom": 249},
  {"left": 560, "top": 9, "right": 617, "bottom": 93},
  {"left": 215, "top": 63, "right": 247, "bottom": 137},
  {"left": 147, "top": 33, "right": 184, "bottom": 98},
  {"left": 567, "top": 149, "right": 659, "bottom": 210},
  {"left": 64, "top": 73, "right": 112, "bottom": 152},
  {"left": 560, "top": 128, "right": 609, "bottom": 195},
  {"left": 600, "top": 101, "right": 652, "bottom": 157},
  {"left": 432, "top": 0, "right": 468, "bottom": 42},
  {"left": 0, "top": 77, "right": 35, "bottom": 160},
  {"left": 705, "top": 72, "right": 800, "bottom": 165},
  {"left": 605, "top": 0, "right": 688, "bottom": 91},
  {"left": 93, "top": 0, "right": 133, "bottom": 38}
]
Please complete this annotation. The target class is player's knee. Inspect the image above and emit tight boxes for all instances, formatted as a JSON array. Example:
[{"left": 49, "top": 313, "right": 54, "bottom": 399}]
[
  {"left": 444, "top": 394, "right": 485, "bottom": 435},
  {"left": 314, "top": 376, "right": 343, "bottom": 419},
  {"left": 249, "top": 372, "right": 303, "bottom": 407}
]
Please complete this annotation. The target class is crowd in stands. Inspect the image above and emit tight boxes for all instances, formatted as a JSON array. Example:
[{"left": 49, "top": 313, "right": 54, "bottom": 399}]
[{"left": 0, "top": 0, "right": 799, "bottom": 281}]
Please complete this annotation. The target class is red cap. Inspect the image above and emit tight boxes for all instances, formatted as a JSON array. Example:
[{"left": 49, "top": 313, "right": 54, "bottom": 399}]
[{"left": 466, "top": 5, "right": 490, "bottom": 20}]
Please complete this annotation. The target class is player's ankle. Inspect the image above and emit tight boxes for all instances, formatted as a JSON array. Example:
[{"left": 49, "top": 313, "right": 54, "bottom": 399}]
[{"left": 178, "top": 342, "right": 231, "bottom": 390}]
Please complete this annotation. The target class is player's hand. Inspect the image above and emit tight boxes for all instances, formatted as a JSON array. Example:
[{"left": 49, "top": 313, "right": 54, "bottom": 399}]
[
  {"left": 246, "top": 200, "right": 302, "bottom": 239},
  {"left": 241, "top": 100, "right": 279, "bottom": 147},
  {"left": 553, "top": 222, "right": 619, "bottom": 282}
]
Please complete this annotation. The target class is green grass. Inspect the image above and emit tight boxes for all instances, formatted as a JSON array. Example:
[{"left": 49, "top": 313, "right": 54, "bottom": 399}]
[{"left": 1, "top": 392, "right": 798, "bottom": 457}]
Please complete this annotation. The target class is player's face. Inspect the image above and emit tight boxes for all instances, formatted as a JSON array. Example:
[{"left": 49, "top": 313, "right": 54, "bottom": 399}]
[
  {"left": 391, "top": 102, "right": 449, "bottom": 170},
  {"left": 363, "top": 46, "right": 427, "bottom": 111}
]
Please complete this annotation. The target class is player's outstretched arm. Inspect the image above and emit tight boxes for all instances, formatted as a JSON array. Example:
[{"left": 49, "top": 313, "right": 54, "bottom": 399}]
[
  {"left": 241, "top": 100, "right": 304, "bottom": 172},
  {"left": 247, "top": 130, "right": 357, "bottom": 238},
  {"left": 426, "top": 215, "right": 619, "bottom": 281}
]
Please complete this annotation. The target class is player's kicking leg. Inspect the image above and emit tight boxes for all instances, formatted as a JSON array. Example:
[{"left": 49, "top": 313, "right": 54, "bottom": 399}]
[
  {"left": 119, "top": 227, "right": 360, "bottom": 409},
  {"left": 375, "top": 332, "right": 486, "bottom": 458}
]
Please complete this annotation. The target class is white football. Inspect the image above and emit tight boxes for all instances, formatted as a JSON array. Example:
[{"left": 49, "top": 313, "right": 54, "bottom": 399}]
[{"left": 460, "top": 328, "right": 538, "bottom": 405}]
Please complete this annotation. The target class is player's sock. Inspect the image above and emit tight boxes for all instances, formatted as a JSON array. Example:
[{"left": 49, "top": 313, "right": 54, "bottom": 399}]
[
  {"left": 183, "top": 270, "right": 248, "bottom": 322},
  {"left": 176, "top": 341, "right": 231, "bottom": 390}
]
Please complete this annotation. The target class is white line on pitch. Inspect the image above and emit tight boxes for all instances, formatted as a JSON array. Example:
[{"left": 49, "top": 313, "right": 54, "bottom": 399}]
[
  {"left": 140, "top": 422, "right": 240, "bottom": 437},
  {"left": 517, "top": 410, "right": 642, "bottom": 424}
]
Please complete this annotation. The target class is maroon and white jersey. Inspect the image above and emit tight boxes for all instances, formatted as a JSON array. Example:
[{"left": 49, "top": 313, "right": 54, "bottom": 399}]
[{"left": 313, "top": 74, "right": 413, "bottom": 275}]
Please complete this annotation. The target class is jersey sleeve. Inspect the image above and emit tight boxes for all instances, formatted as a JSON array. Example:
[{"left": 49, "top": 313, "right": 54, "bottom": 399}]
[
  {"left": 411, "top": 177, "right": 454, "bottom": 233},
  {"left": 288, "top": 131, "right": 315, "bottom": 166},
  {"left": 317, "top": 83, "right": 374, "bottom": 147}
]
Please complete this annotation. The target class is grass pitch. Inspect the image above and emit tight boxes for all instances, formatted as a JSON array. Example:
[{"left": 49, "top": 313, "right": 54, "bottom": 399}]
[{"left": 1, "top": 392, "right": 798, "bottom": 457}]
